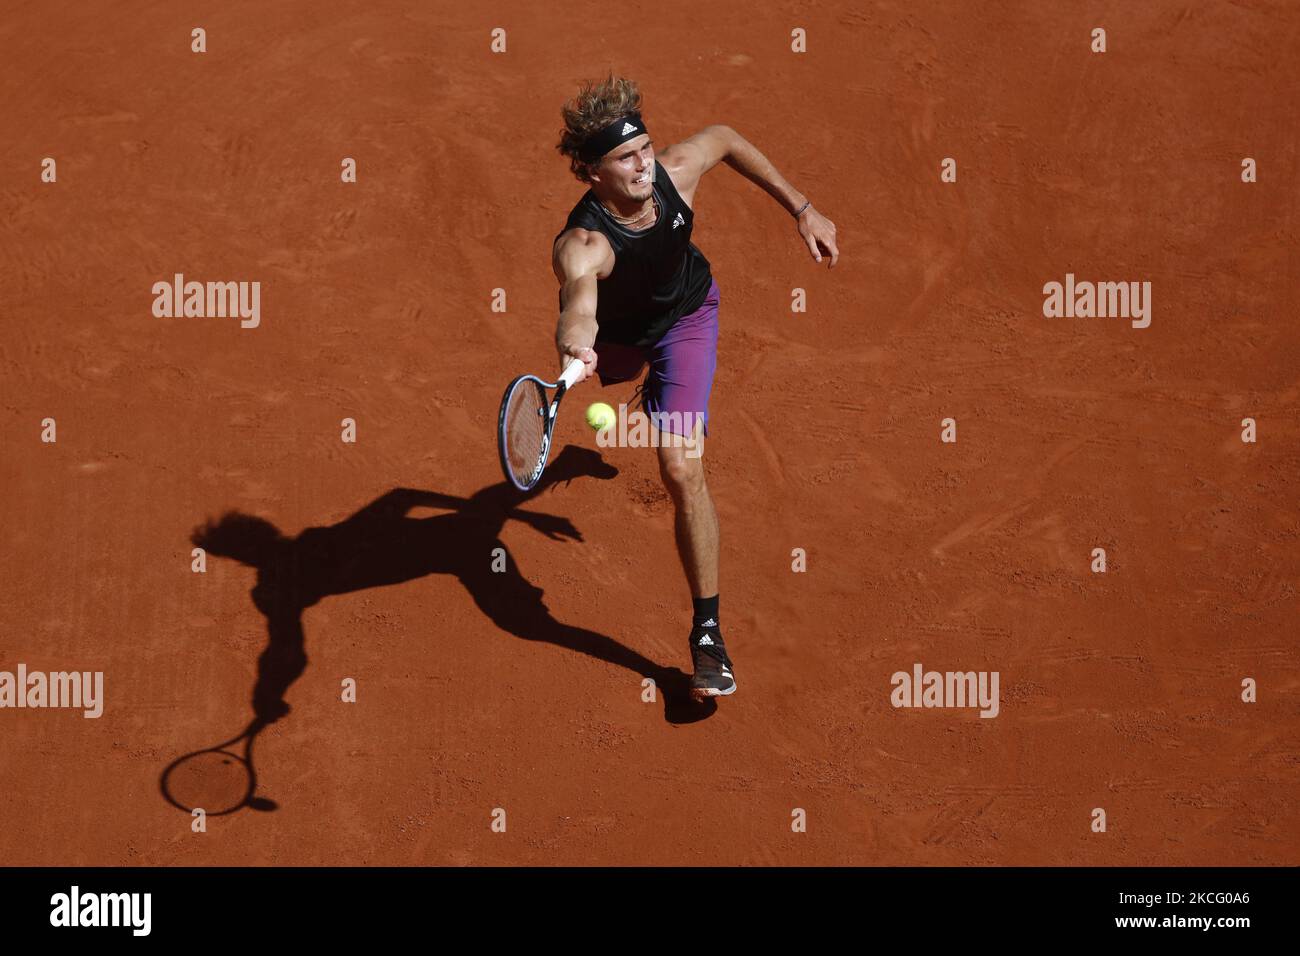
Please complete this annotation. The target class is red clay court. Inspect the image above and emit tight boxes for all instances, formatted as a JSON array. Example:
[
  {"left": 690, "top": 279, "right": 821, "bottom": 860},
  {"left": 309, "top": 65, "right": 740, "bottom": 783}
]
[{"left": 1, "top": 1, "right": 1297, "bottom": 866}]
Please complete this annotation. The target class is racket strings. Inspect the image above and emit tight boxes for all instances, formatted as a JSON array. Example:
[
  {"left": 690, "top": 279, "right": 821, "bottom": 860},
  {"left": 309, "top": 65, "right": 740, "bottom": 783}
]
[{"left": 504, "top": 381, "right": 549, "bottom": 486}]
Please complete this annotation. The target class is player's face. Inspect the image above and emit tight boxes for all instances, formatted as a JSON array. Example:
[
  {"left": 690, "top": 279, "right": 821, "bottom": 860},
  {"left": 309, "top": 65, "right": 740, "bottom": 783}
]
[{"left": 598, "top": 134, "right": 654, "bottom": 200}]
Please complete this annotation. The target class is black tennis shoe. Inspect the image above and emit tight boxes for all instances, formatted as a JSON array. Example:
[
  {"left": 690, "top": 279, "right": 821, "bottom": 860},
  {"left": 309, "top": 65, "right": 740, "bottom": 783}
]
[{"left": 689, "top": 622, "right": 736, "bottom": 699}]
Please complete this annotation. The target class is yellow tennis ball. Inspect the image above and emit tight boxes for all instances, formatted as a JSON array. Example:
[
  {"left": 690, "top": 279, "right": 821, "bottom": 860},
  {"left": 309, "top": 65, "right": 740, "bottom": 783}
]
[{"left": 585, "top": 402, "right": 616, "bottom": 431}]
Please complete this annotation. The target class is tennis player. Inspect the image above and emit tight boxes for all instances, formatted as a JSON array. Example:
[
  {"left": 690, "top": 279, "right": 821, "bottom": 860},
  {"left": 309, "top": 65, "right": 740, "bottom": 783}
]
[{"left": 551, "top": 75, "right": 838, "bottom": 700}]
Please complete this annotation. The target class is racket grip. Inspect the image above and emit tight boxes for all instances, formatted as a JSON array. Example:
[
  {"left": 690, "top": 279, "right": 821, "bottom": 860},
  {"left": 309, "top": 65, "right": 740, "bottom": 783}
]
[{"left": 559, "top": 357, "right": 586, "bottom": 389}]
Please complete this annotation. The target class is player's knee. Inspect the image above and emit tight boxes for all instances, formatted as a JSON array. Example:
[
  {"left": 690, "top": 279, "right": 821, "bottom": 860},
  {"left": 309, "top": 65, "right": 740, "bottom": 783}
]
[{"left": 657, "top": 446, "right": 702, "bottom": 498}]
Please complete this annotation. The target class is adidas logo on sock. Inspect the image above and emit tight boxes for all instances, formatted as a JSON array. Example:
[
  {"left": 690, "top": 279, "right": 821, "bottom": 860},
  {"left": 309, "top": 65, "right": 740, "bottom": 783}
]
[
  {"left": 621, "top": 121, "right": 638, "bottom": 135},
  {"left": 699, "top": 618, "right": 716, "bottom": 627},
  {"left": 697, "top": 634, "right": 714, "bottom": 646}
]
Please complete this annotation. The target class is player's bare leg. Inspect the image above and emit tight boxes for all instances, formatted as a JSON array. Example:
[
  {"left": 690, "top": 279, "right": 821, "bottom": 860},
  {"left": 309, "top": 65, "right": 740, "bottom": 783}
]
[
  {"left": 655, "top": 420, "right": 718, "bottom": 595},
  {"left": 655, "top": 419, "right": 734, "bottom": 699}
]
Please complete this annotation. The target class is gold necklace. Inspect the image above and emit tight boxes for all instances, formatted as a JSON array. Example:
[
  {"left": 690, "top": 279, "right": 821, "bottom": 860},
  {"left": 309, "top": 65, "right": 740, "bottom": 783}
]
[{"left": 601, "top": 194, "right": 657, "bottom": 227}]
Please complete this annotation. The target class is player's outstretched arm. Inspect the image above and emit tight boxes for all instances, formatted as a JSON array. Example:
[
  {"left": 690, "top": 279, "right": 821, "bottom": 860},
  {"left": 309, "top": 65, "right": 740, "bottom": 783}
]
[
  {"left": 662, "top": 125, "right": 839, "bottom": 267},
  {"left": 552, "top": 228, "right": 613, "bottom": 383}
]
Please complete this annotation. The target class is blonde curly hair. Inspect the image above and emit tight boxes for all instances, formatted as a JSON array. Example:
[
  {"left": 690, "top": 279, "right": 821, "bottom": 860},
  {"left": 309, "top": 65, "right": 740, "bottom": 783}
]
[{"left": 556, "top": 74, "right": 644, "bottom": 184}]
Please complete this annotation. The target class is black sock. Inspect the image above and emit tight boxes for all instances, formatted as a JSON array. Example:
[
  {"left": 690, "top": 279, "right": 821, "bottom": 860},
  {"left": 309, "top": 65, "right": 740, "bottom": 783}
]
[{"left": 692, "top": 594, "right": 719, "bottom": 628}]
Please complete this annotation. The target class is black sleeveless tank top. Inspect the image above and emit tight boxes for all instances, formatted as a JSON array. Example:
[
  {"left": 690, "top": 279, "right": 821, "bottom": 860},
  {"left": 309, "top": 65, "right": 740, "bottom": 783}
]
[{"left": 554, "top": 159, "right": 713, "bottom": 347}]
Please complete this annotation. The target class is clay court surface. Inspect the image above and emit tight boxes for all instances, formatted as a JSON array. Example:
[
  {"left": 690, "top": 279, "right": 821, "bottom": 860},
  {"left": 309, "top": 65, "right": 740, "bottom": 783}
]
[{"left": 2, "top": 1, "right": 1297, "bottom": 866}]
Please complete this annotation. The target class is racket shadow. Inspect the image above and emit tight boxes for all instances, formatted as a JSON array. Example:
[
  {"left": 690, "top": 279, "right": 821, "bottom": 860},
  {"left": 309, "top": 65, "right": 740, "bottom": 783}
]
[
  {"left": 163, "top": 446, "right": 712, "bottom": 812},
  {"left": 159, "top": 717, "right": 278, "bottom": 817}
]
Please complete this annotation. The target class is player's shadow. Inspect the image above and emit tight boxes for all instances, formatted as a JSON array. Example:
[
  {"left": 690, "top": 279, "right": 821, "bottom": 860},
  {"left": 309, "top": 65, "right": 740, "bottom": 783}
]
[{"left": 189, "top": 446, "right": 710, "bottom": 736}]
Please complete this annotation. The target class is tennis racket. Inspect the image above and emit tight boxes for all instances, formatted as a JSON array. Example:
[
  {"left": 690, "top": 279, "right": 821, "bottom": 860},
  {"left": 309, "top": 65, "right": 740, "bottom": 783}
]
[{"left": 498, "top": 357, "right": 586, "bottom": 491}]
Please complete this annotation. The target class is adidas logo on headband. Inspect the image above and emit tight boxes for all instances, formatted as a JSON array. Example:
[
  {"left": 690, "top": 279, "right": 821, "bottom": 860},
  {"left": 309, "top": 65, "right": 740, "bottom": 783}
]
[{"left": 621, "top": 121, "right": 638, "bottom": 134}]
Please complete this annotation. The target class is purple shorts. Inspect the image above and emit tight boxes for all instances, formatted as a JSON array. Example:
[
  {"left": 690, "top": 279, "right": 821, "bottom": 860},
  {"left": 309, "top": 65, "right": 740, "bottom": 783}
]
[{"left": 596, "top": 279, "right": 720, "bottom": 438}]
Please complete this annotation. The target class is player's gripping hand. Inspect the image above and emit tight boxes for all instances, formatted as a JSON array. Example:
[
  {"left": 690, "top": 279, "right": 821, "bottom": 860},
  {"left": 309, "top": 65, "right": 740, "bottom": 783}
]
[{"left": 557, "top": 344, "right": 598, "bottom": 385}]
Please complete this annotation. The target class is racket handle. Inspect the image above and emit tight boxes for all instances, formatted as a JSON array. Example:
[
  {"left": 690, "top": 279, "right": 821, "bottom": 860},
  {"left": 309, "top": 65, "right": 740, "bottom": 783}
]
[{"left": 559, "top": 357, "right": 586, "bottom": 389}]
